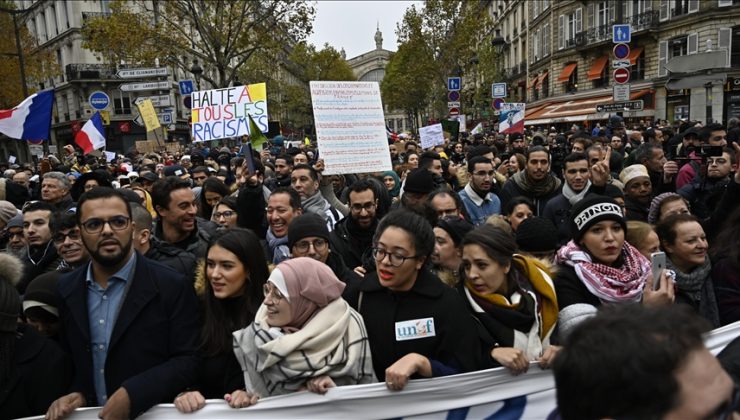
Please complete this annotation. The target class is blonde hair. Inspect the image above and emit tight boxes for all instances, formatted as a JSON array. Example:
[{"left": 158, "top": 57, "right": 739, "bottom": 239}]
[{"left": 626, "top": 221, "right": 655, "bottom": 250}]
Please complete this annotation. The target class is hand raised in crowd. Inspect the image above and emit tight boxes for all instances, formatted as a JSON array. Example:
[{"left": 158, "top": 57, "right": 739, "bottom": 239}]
[
  {"left": 313, "top": 158, "right": 325, "bottom": 173},
  {"left": 385, "top": 353, "right": 431, "bottom": 391},
  {"left": 353, "top": 266, "right": 367, "bottom": 278},
  {"left": 260, "top": 148, "right": 270, "bottom": 163},
  {"left": 491, "top": 347, "right": 529, "bottom": 375},
  {"left": 590, "top": 146, "right": 612, "bottom": 187},
  {"left": 662, "top": 160, "right": 679, "bottom": 183},
  {"left": 174, "top": 390, "right": 206, "bottom": 413},
  {"left": 224, "top": 389, "right": 259, "bottom": 409},
  {"left": 497, "top": 159, "right": 510, "bottom": 175},
  {"left": 306, "top": 375, "right": 337, "bottom": 394},
  {"left": 45, "top": 392, "right": 86, "bottom": 420},
  {"left": 98, "top": 387, "right": 131, "bottom": 420},
  {"left": 537, "top": 345, "right": 561, "bottom": 369},
  {"left": 642, "top": 269, "right": 675, "bottom": 307}
]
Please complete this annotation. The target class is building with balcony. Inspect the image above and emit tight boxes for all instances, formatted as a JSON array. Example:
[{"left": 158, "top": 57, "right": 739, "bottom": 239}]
[{"left": 484, "top": 0, "right": 740, "bottom": 129}]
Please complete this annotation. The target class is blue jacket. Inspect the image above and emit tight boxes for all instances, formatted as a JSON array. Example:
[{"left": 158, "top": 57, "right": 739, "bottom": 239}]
[
  {"left": 57, "top": 253, "right": 199, "bottom": 417},
  {"left": 458, "top": 184, "right": 501, "bottom": 226}
]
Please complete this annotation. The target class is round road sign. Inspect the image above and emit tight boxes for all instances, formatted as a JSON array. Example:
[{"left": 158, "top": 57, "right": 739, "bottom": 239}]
[
  {"left": 449, "top": 107, "right": 460, "bottom": 116},
  {"left": 613, "top": 68, "right": 630, "bottom": 84},
  {"left": 492, "top": 98, "right": 504, "bottom": 110},
  {"left": 89, "top": 91, "right": 110, "bottom": 110},
  {"left": 448, "top": 91, "right": 460, "bottom": 102},
  {"left": 613, "top": 43, "right": 630, "bottom": 59}
]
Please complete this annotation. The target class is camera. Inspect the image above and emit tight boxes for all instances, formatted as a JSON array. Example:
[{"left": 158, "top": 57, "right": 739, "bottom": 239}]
[{"left": 675, "top": 144, "right": 723, "bottom": 162}]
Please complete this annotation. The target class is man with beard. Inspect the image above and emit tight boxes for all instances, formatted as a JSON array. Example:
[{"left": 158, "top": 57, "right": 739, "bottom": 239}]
[
  {"left": 264, "top": 154, "right": 293, "bottom": 191},
  {"left": 18, "top": 202, "right": 61, "bottom": 293},
  {"left": 4, "top": 214, "right": 26, "bottom": 258},
  {"left": 47, "top": 187, "right": 198, "bottom": 420},
  {"left": 620, "top": 164, "right": 653, "bottom": 222},
  {"left": 499, "top": 146, "right": 562, "bottom": 216},
  {"left": 151, "top": 176, "right": 213, "bottom": 259},
  {"left": 51, "top": 212, "right": 90, "bottom": 272},
  {"left": 389, "top": 143, "right": 403, "bottom": 166},
  {"left": 509, "top": 132, "right": 527, "bottom": 155},
  {"left": 330, "top": 180, "right": 380, "bottom": 270},
  {"left": 633, "top": 142, "right": 678, "bottom": 195},
  {"left": 458, "top": 156, "right": 501, "bottom": 225}
]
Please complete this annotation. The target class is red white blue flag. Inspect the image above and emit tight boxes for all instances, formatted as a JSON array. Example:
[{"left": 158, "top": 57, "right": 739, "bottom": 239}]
[
  {"left": 0, "top": 90, "right": 54, "bottom": 141},
  {"left": 74, "top": 111, "right": 106, "bottom": 154}
]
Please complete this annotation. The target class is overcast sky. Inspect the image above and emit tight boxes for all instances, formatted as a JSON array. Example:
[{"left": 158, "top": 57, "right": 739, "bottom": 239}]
[{"left": 308, "top": 1, "right": 421, "bottom": 59}]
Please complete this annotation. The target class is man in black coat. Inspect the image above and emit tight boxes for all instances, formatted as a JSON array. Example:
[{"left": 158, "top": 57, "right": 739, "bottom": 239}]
[
  {"left": 47, "top": 188, "right": 198, "bottom": 419},
  {"left": 330, "top": 179, "right": 379, "bottom": 271}
]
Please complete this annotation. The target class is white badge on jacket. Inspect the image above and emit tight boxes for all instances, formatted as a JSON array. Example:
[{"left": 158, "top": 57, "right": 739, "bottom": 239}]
[{"left": 395, "top": 317, "right": 436, "bottom": 341}]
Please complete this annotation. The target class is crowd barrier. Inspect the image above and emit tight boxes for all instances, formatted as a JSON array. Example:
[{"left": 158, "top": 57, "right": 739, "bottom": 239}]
[{"left": 25, "top": 320, "right": 740, "bottom": 420}]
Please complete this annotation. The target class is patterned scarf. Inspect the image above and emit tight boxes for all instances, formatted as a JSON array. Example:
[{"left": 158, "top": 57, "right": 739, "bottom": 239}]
[
  {"left": 266, "top": 229, "right": 290, "bottom": 265},
  {"left": 666, "top": 256, "right": 719, "bottom": 327},
  {"left": 556, "top": 240, "right": 650, "bottom": 303}
]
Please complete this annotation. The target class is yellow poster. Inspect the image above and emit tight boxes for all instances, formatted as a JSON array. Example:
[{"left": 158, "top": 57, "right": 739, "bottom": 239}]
[
  {"left": 100, "top": 110, "right": 110, "bottom": 126},
  {"left": 137, "top": 99, "right": 161, "bottom": 132}
]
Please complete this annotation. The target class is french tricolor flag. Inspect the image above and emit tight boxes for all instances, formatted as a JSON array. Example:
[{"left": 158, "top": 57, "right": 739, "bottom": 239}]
[
  {"left": 0, "top": 90, "right": 54, "bottom": 141},
  {"left": 74, "top": 111, "right": 106, "bottom": 154}
]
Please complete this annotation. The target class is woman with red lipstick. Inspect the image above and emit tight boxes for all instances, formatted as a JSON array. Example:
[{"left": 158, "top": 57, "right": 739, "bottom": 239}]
[
  {"left": 174, "top": 228, "right": 269, "bottom": 413},
  {"left": 460, "top": 224, "right": 559, "bottom": 375},
  {"left": 356, "top": 210, "right": 483, "bottom": 391},
  {"left": 656, "top": 213, "right": 719, "bottom": 327},
  {"left": 554, "top": 195, "right": 674, "bottom": 339}
]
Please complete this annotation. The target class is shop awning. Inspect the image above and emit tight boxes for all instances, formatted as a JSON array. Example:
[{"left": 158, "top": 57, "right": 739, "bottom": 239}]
[
  {"left": 537, "top": 71, "right": 549, "bottom": 86},
  {"left": 587, "top": 56, "right": 609, "bottom": 80},
  {"left": 628, "top": 47, "right": 644, "bottom": 65},
  {"left": 557, "top": 63, "right": 578, "bottom": 82},
  {"left": 529, "top": 75, "right": 539, "bottom": 89},
  {"left": 524, "top": 89, "right": 654, "bottom": 125}
]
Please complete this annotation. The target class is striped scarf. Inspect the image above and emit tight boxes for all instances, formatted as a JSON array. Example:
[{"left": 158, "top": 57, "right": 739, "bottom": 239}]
[{"left": 556, "top": 240, "right": 650, "bottom": 303}]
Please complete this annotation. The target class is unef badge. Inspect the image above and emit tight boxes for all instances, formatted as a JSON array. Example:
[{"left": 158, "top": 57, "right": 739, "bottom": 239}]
[{"left": 395, "top": 318, "right": 436, "bottom": 341}]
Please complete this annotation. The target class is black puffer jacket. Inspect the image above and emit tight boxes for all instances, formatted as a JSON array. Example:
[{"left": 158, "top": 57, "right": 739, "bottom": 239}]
[{"left": 144, "top": 237, "right": 198, "bottom": 283}]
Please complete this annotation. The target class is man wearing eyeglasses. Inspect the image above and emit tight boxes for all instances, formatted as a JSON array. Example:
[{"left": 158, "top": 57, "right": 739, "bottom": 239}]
[
  {"left": 287, "top": 213, "right": 360, "bottom": 304},
  {"left": 458, "top": 156, "right": 501, "bottom": 226},
  {"left": 678, "top": 147, "right": 738, "bottom": 221},
  {"left": 330, "top": 180, "right": 380, "bottom": 272},
  {"left": 47, "top": 187, "right": 198, "bottom": 420},
  {"left": 50, "top": 212, "right": 90, "bottom": 272}
]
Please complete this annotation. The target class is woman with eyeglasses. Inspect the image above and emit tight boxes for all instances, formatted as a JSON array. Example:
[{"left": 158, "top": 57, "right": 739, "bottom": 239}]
[
  {"left": 233, "top": 257, "right": 375, "bottom": 401},
  {"left": 211, "top": 196, "right": 238, "bottom": 229},
  {"left": 174, "top": 228, "right": 269, "bottom": 413},
  {"left": 355, "top": 210, "right": 482, "bottom": 391}
]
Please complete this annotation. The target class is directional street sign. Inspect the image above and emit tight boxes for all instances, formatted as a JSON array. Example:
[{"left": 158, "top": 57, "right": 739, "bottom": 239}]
[
  {"left": 447, "top": 77, "right": 461, "bottom": 91},
  {"left": 447, "top": 101, "right": 461, "bottom": 108},
  {"left": 116, "top": 67, "right": 169, "bottom": 78},
  {"left": 612, "top": 24, "right": 631, "bottom": 43},
  {"left": 492, "top": 83, "right": 507, "bottom": 98},
  {"left": 134, "top": 94, "right": 172, "bottom": 107},
  {"left": 120, "top": 81, "right": 170, "bottom": 92},
  {"left": 595, "top": 100, "right": 644, "bottom": 113},
  {"left": 88, "top": 91, "right": 110, "bottom": 110},
  {"left": 133, "top": 113, "right": 145, "bottom": 127},
  {"left": 613, "top": 83, "right": 631, "bottom": 101},
  {"left": 613, "top": 68, "right": 630, "bottom": 84},
  {"left": 613, "top": 59, "right": 631, "bottom": 69},
  {"left": 179, "top": 80, "right": 194, "bottom": 95}
]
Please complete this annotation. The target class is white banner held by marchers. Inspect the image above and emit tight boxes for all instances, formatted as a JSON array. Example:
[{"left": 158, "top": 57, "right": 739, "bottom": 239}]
[{"left": 419, "top": 123, "right": 445, "bottom": 150}]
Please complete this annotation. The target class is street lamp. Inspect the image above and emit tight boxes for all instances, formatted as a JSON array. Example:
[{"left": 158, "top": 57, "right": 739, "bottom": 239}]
[{"left": 190, "top": 59, "right": 203, "bottom": 90}]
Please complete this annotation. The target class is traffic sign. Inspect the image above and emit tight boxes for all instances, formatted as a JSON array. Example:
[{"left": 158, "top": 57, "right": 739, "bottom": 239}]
[
  {"left": 613, "top": 84, "right": 631, "bottom": 101},
  {"left": 492, "top": 98, "right": 504, "bottom": 109},
  {"left": 492, "top": 83, "right": 507, "bottom": 98},
  {"left": 157, "top": 112, "right": 173, "bottom": 125},
  {"left": 448, "top": 91, "right": 460, "bottom": 102},
  {"left": 613, "top": 43, "right": 630, "bottom": 60},
  {"left": 120, "top": 81, "right": 170, "bottom": 92},
  {"left": 116, "top": 67, "right": 169, "bottom": 78},
  {"left": 612, "top": 24, "right": 631, "bottom": 43},
  {"left": 88, "top": 91, "right": 110, "bottom": 110},
  {"left": 182, "top": 95, "right": 192, "bottom": 110},
  {"left": 134, "top": 94, "right": 172, "bottom": 107},
  {"left": 449, "top": 107, "right": 460, "bottom": 116},
  {"left": 447, "top": 101, "right": 461, "bottom": 108},
  {"left": 612, "top": 59, "right": 631, "bottom": 69},
  {"left": 595, "top": 100, "right": 643, "bottom": 113},
  {"left": 133, "top": 114, "right": 144, "bottom": 127},
  {"left": 99, "top": 110, "right": 110, "bottom": 126},
  {"left": 613, "top": 68, "right": 630, "bottom": 84},
  {"left": 447, "top": 77, "right": 461, "bottom": 91},
  {"left": 179, "top": 80, "right": 194, "bottom": 95}
]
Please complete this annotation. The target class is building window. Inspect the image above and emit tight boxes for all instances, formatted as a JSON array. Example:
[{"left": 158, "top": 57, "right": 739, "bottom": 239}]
[
  {"left": 671, "top": 36, "right": 688, "bottom": 58},
  {"left": 567, "top": 69, "right": 578, "bottom": 93},
  {"left": 593, "top": 66, "right": 608, "bottom": 88},
  {"left": 543, "top": 23, "right": 550, "bottom": 56},
  {"left": 114, "top": 94, "right": 131, "bottom": 115},
  {"left": 731, "top": 27, "right": 740, "bottom": 67},
  {"left": 542, "top": 76, "right": 550, "bottom": 98},
  {"left": 387, "top": 119, "right": 394, "bottom": 131},
  {"left": 630, "top": 51, "right": 646, "bottom": 80},
  {"left": 596, "top": 1, "right": 609, "bottom": 27}
]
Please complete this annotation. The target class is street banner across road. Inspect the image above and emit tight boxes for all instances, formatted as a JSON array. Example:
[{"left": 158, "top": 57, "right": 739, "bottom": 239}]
[
  {"left": 310, "top": 81, "right": 392, "bottom": 175},
  {"left": 499, "top": 103, "right": 526, "bottom": 134},
  {"left": 190, "top": 84, "right": 268, "bottom": 142}
]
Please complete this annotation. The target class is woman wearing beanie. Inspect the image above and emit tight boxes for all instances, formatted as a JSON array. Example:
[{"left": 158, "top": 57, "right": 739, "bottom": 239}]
[
  {"left": 232, "top": 257, "right": 375, "bottom": 401},
  {"left": 174, "top": 228, "right": 269, "bottom": 413},
  {"left": 554, "top": 195, "right": 675, "bottom": 338},
  {"left": 656, "top": 214, "right": 719, "bottom": 327},
  {"left": 432, "top": 216, "right": 473, "bottom": 287},
  {"left": 460, "top": 224, "right": 560, "bottom": 375}
]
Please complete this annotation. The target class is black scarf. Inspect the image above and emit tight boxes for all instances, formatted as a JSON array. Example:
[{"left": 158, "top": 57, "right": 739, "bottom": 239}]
[{"left": 346, "top": 216, "right": 377, "bottom": 249}]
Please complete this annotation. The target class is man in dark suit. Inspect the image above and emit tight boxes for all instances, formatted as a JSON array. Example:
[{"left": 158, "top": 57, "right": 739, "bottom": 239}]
[{"left": 47, "top": 187, "right": 199, "bottom": 419}]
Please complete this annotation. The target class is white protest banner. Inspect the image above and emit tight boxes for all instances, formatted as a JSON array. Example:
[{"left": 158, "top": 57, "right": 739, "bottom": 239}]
[
  {"left": 419, "top": 123, "right": 445, "bottom": 150},
  {"left": 32, "top": 321, "right": 740, "bottom": 420},
  {"left": 8, "top": 155, "right": 16, "bottom": 164},
  {"left": 500, "top": 103, "right": 526, "bottom": 134},
  {"left": 191, "top": 84, "right": 268, "bottom": 142},
  {"left": 310, "top": 81, "right": 392, "bottom": 175},
  {"left": 104, "top": 151, "right": 117, "bottom": 162}
]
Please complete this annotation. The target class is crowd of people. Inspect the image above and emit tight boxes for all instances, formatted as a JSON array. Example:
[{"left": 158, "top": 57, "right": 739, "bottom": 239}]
[{"left": 1, "top": 114, "right": 740, "bottom": 419}]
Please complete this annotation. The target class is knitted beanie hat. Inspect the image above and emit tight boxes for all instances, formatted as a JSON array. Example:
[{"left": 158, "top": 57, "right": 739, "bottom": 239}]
[
  {"left": 23, "top": 270, "right": 61, "bottom": 319},
  {"left": 516, "top": 217, "right": 559, "bottom": 254},
  {"left": 287, "top": 213, "right": 330, "bottom": 250},
  {"left": 436, "top": 216, "right": 474, "bottom": 247},
  {"left": 570, "top": 194, "right": 626, "bottom": 243},
  {"left": 0, "top": 200, "right": 19, "bottom": 225},
  {"left": 648, "top": 192, "right": 683, "bottom": 225},
  {"left": 403, "top": 168, "right": 435, "bottom": 194}
]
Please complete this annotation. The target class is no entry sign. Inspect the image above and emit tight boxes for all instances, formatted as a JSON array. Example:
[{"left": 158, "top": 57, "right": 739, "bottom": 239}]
[{"left": 613, "top": 68, "right": 630, "bottom": 84}]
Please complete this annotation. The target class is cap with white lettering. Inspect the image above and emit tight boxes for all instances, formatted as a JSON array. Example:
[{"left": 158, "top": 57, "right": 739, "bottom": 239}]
[{"left": 570, "top": 194, "right": 626, "bottom": 244}]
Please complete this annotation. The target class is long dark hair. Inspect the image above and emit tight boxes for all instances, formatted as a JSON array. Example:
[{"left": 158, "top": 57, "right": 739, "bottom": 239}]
[
  {"left": 199, "top": 177, "right": 230, "bottom": 220},
  {"left": 199, "top": 228, "right": 269, "bottom": 356},
  {"left": 461, "top": 224, "right": 518, "bottom": 293}
]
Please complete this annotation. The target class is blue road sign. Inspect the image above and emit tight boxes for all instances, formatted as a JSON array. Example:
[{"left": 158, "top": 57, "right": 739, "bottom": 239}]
[
  {"left": 612, "top": 24, "right": 631, "bottom": 43},
  {"left": 447, "top": 77, "right": 461, "bottom": 91},
  {"left": 179, "top": 80, "right": 194, "bottom": 95},
  {"left": 613, "top": 43, "right": 630, "bottom": 59},
  {"left": 88, "top": 91, "right": 110, "bottom": 110}
]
